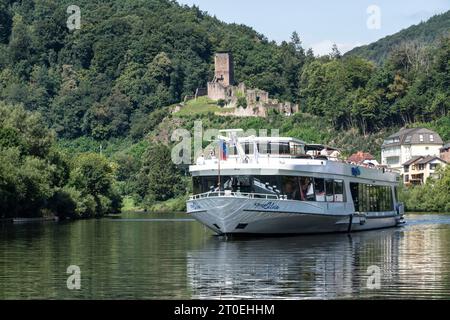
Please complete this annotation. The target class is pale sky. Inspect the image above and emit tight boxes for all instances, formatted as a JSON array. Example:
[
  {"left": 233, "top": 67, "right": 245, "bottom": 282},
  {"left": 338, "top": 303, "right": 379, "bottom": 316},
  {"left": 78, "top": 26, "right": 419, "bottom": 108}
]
[{"left": 176, "top": 0, "right": 450, "bottom": 55}]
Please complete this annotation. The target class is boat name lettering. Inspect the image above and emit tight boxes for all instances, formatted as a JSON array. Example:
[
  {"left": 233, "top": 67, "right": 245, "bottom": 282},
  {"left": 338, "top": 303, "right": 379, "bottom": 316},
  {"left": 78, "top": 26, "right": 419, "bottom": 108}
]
[{"left": 254, "top": 202, "right": 280, "bottom": 210}]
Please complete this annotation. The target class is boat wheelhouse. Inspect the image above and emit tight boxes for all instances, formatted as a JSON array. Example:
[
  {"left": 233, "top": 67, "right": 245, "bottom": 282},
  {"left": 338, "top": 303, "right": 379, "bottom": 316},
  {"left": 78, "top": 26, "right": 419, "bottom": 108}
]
[{"left": 187, "top": 130, "right": 405, "bottom": 235}]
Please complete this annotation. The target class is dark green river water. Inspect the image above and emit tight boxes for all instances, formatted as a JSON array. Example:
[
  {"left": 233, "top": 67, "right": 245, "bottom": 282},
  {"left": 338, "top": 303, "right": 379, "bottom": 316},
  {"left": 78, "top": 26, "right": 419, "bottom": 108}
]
[{"left": 1, "top": 212, "right": 450, "bottom": 299}]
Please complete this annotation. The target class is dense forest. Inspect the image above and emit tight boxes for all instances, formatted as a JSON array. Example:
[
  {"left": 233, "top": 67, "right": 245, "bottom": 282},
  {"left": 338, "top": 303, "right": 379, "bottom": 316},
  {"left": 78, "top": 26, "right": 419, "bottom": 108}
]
[{"left": 0, "top": 0, "right": 449, "bottom": 216}]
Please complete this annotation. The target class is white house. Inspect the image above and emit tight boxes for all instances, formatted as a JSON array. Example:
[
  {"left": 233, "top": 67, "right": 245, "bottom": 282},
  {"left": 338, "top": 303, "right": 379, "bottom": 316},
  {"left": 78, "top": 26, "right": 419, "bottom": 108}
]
[{"left": 381, "top": 128, "right": 443, "bottom": 174}]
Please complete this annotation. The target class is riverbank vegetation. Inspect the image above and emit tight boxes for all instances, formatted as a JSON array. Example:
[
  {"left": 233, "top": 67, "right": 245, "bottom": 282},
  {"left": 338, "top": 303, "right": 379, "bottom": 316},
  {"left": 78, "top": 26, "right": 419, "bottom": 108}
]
[
  {"left": 0, "top": 103, "right": 121, "bottom": 219},
  {"left": 399, "top": 166, "right": 450, "bottom": 213}
]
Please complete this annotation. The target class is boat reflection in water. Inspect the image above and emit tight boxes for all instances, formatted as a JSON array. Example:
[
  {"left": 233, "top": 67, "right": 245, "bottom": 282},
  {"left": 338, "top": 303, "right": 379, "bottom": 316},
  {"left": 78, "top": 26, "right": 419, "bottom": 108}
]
[{"left": 187, "top": 221, "right": 450, "bottom": 299}]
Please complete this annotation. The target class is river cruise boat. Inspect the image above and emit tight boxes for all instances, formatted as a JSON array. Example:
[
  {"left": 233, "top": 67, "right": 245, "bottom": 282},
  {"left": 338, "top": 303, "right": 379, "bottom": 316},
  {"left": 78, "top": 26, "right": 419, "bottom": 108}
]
[{"left": 187, "top": 130, "right": 405, "bottom": 235}]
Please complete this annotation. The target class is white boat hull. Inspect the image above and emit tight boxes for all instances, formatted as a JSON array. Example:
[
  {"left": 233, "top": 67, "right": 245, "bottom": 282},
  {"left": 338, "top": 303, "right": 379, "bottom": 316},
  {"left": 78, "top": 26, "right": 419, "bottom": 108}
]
[{"left": 187, "top": 197, "right": 403, "bottom": 235}]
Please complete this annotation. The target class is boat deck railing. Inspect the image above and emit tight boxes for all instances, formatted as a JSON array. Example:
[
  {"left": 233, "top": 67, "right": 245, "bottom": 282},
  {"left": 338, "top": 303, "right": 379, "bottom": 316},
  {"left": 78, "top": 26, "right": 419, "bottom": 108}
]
[
  {"left": 189, "top": 191, "right": 285, "bottom": 201},
  {"left": 196, "top": 155, "right": 398, "bottom": 173}
]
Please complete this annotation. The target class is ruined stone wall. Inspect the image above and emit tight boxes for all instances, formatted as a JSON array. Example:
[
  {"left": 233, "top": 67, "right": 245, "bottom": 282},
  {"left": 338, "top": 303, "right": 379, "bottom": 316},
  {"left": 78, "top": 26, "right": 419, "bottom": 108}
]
[
  {"left": 217, "top": 105, "right": 268, "bottom": 118},
  {"left": 195, "top": 87, "right": 207, "bottom": 98},
  {"left": 246, "top": 89, "right": 269, "bottom": 105},
  {"left": 207, "top": 82, "right": 227, "bottom": 100}
]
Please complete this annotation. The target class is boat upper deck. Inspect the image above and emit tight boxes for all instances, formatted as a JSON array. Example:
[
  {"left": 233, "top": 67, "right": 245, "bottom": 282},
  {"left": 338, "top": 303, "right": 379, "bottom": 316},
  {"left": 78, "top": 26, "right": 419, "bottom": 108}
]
[{"left": 190, "top": 134, "right": 399, "bottom": 184}]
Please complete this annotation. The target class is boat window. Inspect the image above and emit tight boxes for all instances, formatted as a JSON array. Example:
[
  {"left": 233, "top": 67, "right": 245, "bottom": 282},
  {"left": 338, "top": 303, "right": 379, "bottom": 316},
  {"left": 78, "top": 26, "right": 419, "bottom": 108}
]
[
  {"left": 258, "top": 143, "right": 269, "bottom": 154},
  {"left": 314, "top": 178, "right": 326, "bottom": 202},
  {"left": 253, "top": 176, "right": 280, "bottom": 196},
  {"left": 222, "top": 176, "right": 252, "bottom": 193},
  {"left": 290, "top": 143, "right": 305, "bottom": 156},
  {"left": 193, "top": 177, "right": 202, "bottom": 195},
  {"left": 255, "top": 176, "right": 281, "bottom": 194},
  {"left": 228, "top": 144, "right": 237, "bottom": 156},
  {"left": 193, "top": 176, "right": 219, "bottom": 194},
  {"left": 350, "top": 182, "right": 359, "bottom": 210},
  {"left": 239, "top": 141, "right": 305, "bottom": 157},
  {"left": 243, "top": 142, "right": 255, "bottom": 155},
  {"left": 193, "top": 176, "right": 348, "bottom": 203},
  {"left": 325, "top": 179, "right": 334, "bottom": 202},
  {"left": 299, "top": 177, "right": 315, "bottom": 201},
  {"left": 351, "top": 183, "right": 393, "bottom": 212},
  {"left": 334, "top": 180, "right": 345, "bottom": 202},
  {"left": 383, "top": 186, "right": 393, "bottom": 211},
  {"left": 269, "top": 142, "right": 291, "bottom": 155},
  {"left": 282, "top": 176, "right": 301, "bottom": 200}
]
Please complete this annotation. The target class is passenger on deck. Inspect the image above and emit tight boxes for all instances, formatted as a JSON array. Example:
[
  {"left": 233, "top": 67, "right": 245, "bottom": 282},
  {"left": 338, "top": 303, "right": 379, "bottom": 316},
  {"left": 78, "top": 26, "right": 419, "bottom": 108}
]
[
  {"left": 329, "top": 150, "right": 341, "bottom": 160},
  {"left": 284, "top": 181, "right": 300, "bottom": 200},
  {"left": 299, "top": 177, "right": 314, "bottom": 201}
]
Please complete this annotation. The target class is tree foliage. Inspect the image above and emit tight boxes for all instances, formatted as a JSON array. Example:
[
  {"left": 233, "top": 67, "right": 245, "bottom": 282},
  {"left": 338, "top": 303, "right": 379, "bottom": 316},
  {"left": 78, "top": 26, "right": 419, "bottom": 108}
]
[
  {"left": 135, "top": 143, "right": 185, "bottom": 206},
  {"left": 300, "top": 36, "right": 450, "bottom": 134},
  {"left": 0, "top": 102, "right": 121, "bottom": 219},
  {"left": 400, "top": 166, "right": 450, "bottom": 212}
]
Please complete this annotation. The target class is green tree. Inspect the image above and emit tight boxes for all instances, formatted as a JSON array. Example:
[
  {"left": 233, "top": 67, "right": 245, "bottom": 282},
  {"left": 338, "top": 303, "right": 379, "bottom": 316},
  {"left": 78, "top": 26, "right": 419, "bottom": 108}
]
[
  {"left": 0, "top": 1, "right": 12, "bottom": 44},
  {"left": 136, "top": 143, "right": 184, "bottom": 205},
  {"left": 69, "top": 152, "right": 121, "bottom": 217},
  {"left": 8, "top": 14, "right": 31, "bottom": 62}
]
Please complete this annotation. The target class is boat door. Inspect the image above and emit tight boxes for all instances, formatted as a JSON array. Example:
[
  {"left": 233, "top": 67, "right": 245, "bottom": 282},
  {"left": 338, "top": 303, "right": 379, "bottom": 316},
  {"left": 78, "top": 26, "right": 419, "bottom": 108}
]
[{"left": 350, "top": 182, "right": 359, "bottom": 212}]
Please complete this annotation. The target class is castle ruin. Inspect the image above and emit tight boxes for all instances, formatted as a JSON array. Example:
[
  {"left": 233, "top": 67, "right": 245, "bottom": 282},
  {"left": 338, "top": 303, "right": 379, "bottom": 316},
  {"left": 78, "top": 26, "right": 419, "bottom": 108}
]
[{"left": 207, "top": 52, "right": 299, "bottom": 117}]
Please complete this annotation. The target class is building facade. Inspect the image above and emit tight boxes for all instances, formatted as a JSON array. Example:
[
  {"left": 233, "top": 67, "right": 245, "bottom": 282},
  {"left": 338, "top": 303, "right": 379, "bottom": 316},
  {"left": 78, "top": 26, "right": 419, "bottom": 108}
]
[
  {"left": 403, "top": 156, "right": 447, "bottom": 185},
  {"left": 381, "top": 128, "right": 444, "bottom": 174}
]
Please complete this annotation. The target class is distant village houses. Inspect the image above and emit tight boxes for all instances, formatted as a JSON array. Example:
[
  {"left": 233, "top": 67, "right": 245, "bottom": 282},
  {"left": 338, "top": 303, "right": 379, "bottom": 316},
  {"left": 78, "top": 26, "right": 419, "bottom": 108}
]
[
  {"left": 347, "top": 151, "right": 379, "bottom": 167},
  {"left": 381, "top": 128, "right": 448, "bottom": 185}
]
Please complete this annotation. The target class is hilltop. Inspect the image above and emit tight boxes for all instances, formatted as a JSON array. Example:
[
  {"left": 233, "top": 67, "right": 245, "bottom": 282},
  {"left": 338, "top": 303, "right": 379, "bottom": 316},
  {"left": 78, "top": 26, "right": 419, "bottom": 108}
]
[{"left": 345, "top": 10, "right": 450, "bottom": 64}]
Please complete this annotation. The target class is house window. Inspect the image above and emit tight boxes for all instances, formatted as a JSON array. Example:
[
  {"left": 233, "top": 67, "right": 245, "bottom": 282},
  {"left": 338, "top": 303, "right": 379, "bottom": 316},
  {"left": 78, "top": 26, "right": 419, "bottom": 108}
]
[
  {"left": 404, "top": 166, "right": 409, "bottom": 173},
  {"left": 386, "top": 157, "right": 399, "bottom": 165},
  {"left": 430, "top": 163, "right": 440, "bottom": 170},
  {"left": 430, "top": 134, "right": 434, "bottom": 142},
  {"left": 418, "top": 164, "right": 425, "bottom": 170},
  {"left": 404, "top": 175, "right": 409, "bottom": 182},
  {"left": 419, "top": 134, "right": 424, "bottom": 142}
]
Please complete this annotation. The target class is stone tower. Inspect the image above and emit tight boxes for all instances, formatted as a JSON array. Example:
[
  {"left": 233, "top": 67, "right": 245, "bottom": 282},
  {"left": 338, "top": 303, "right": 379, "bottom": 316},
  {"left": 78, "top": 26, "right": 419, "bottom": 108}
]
[{"left": 214, "top": 52, "right": 234, "bottom": 87}]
